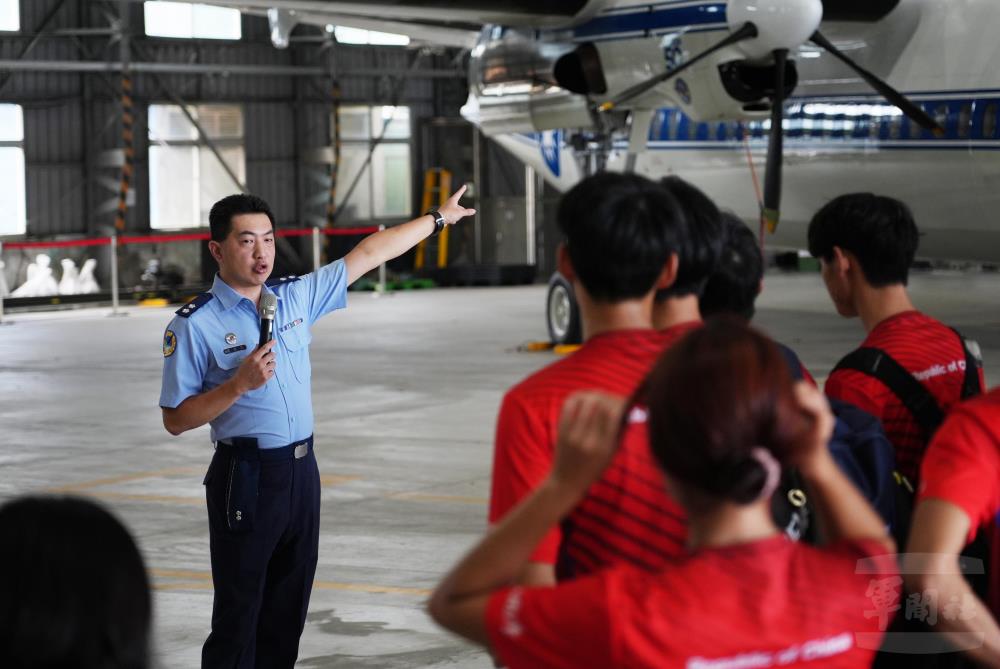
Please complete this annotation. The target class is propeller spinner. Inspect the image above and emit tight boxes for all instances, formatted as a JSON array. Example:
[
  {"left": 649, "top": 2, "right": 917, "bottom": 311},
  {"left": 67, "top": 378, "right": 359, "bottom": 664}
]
[{"left": 599, "top": 0, "right": 945, "bottom": 233}]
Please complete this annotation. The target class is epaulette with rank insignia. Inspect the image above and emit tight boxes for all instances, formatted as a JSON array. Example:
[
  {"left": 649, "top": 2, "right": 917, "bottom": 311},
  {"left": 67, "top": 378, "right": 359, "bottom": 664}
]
[
  {"left": 266, "top": 275, "right": 300, "bottom": 287},
  {"left": 175, "top": 292, "right": 214, "bottom": 318}
]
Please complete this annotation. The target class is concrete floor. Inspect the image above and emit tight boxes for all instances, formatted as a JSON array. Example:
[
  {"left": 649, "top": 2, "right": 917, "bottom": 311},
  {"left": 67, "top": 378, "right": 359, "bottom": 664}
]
[{"left": 1, "top": 269, "right": 999, "bottom": 668}]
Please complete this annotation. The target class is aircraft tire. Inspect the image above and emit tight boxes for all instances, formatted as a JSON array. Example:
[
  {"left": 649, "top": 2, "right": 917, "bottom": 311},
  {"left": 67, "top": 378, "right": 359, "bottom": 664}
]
[{"left": 546, "top": 272, "right": 582, "bottom": 345}]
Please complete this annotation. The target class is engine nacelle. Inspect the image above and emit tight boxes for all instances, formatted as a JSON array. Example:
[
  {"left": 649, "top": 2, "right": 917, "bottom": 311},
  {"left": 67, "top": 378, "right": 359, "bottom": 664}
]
[
  {"left": 557, "top": 33, "right": 791, "bottom": 123},
  {"left": 460, "top": 27, "right": 798, "bottom": 140},
  {"left": 461, "top": 26, "right": 594, "bottom": 136}
]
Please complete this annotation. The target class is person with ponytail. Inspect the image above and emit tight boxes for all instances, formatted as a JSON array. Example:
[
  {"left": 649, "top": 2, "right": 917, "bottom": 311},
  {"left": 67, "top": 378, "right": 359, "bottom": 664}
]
[{"left": 429, "top": 319, "right": 897, "bottom": 669}]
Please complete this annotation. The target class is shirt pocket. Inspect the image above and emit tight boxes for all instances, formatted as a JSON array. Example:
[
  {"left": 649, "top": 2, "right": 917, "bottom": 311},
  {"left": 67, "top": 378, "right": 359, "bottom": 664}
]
[
  {"left": 210, "top": 346, "right": 269, "bottom": 399},
  {"left": 280, "top": 325, "right": 312, "bottom": 385}
]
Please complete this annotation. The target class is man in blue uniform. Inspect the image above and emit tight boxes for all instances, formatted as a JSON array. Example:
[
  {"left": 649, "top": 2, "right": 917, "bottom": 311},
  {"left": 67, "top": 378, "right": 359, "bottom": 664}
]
[{"left": 159, "top": 186, "right": 475, "bottom": 668}]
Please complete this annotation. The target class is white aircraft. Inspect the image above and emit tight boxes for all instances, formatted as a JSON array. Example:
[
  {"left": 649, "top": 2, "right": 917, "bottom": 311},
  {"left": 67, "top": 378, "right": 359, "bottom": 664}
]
[{"left": 143, "top": 0, "right": 1000, "bottom": 340}]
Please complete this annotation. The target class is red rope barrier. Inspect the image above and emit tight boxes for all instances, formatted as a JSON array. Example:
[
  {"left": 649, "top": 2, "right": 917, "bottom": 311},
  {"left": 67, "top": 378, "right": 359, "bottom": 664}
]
[
  {"left": 5, "top": 238, "right": 112, "bottom": 250},
  {"left": 2, "top": 226, "right": 381, "bottom": 251},
  {"left": 323, "top": 226, "right": 378, "bottom": 236}
]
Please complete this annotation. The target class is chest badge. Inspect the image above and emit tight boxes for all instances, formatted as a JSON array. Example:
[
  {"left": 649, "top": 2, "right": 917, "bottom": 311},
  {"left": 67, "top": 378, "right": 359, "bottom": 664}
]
[{"left": 225, "top": 333, "right": 237, "bottom": 346}]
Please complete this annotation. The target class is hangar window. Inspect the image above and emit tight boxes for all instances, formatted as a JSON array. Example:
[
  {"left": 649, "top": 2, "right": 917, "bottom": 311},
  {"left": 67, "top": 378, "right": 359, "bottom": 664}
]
[
  {"left": 984, "top": 104, "right": 998, "bottom": 139},
  {"left": 0, "top": 104, "right": 26, "bottom": 235},
  {"left": 148, "top": 104, "right": 246, "bottom": 229},
  {"left": 334, "top": 105, "right": 412, "bottom": 221},
  {"left": 143, "top": 2, "right": 241, "bottom": 40},
  {"left": 0, "top": 0, "right": 19, "bottom": 31}
]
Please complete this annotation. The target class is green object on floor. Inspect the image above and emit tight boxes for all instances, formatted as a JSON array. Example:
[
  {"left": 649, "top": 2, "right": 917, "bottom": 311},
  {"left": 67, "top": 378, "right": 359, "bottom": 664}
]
[{"left": 349, "top": 277, "right": 438, "bottom": 292}]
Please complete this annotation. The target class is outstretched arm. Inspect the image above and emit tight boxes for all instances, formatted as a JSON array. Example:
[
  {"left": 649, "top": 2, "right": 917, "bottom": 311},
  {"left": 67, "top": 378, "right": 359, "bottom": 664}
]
[{"left": 344, "top": 185, "right": 476, "bottom": 285}]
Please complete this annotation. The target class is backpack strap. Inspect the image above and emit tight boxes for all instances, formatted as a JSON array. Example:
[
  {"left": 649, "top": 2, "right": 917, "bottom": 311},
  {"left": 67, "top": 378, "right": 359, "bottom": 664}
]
[
  {"left": 834, "top": 347, "right": 945, "bottom": 438},
  {"left": 950, "top": 327, "right": 984, "bottom": 399}
]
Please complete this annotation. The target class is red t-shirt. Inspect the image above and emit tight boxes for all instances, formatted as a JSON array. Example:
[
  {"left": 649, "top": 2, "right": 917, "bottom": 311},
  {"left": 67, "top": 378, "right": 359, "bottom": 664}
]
[
  {"left": 489, "top": 324, "right": 698, "bottom": 565},
  {"left": 919, "top": 387, "right": 1000, "bottom": 613},
  {"left": 556, "top": 400, "right": 687, "bottom": 578},
  {"left": 825, "top": 311, "right": 983, "bottom": 483},
  {"left": 486, "top": 536, "right": 896, "bottom": 669}
]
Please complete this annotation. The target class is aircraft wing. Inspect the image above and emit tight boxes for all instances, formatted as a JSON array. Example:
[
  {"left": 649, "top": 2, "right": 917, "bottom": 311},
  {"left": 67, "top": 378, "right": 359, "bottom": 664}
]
[{"left": 135, "top": 0, "right": 598, "bottom": 48}]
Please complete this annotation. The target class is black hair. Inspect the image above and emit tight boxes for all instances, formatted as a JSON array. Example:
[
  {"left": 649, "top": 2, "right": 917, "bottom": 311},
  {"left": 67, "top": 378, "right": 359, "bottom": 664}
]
[
  {"left": 700, "top": 213, "right": 763, "bottom": 320},
  {"left": 643, "top": 317, "right": 807, "bottom": 506},
  {"left": 655, "top": 176, "right": 723, "bottom": 300},
  {"left": 807, "top": 193, "right": 919, "bottom": 287},
  {"left": 0, "top": 496, "right": 152, "bottom": 669},
  {"left": 557, "top": 172, "right": 685, "bottom": 302},
  {"left": 209, "top": 194, "right": 276, "bottom": 242}
]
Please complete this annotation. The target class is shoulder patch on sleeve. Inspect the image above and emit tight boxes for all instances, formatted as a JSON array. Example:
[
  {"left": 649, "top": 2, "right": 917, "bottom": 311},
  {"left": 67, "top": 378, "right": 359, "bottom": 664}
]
[
  {"left": 163, "top": 330, "right": 177, "bottom": 357},
  {"left": 175, "top": 292, "right": 214, "bottom": 318},
  {"left": 266, "top": 275, "right": 300, "bottom": 287}
]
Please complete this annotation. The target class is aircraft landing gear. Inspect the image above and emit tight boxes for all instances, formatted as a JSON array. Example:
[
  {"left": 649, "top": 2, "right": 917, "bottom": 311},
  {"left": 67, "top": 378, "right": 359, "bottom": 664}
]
[{"left": 546, "top": 272, "right": 582, "bottom": 345}]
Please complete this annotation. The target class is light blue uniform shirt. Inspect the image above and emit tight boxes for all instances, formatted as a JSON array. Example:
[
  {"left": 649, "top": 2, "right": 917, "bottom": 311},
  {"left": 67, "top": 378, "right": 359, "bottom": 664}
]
[{"left": 159, "top": 260, "right": 348, "bottom": 448}]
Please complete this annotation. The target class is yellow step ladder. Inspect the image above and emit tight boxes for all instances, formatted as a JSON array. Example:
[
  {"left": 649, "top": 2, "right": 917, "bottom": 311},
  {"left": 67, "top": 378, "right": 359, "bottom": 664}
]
[{"left": 415, "top": 168, "right": 452, "bottom": 270}]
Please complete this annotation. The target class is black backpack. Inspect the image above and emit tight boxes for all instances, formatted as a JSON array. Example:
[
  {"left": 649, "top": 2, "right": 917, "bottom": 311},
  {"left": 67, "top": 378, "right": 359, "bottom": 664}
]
[{"left": 771, "top": 345, "right": 903, "bottom": 545}]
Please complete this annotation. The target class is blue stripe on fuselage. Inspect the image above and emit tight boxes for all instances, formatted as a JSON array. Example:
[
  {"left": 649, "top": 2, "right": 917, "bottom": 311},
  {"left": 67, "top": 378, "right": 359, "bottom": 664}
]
[{"left": 572, "top": 3, "right": 727, "bottom": 39}]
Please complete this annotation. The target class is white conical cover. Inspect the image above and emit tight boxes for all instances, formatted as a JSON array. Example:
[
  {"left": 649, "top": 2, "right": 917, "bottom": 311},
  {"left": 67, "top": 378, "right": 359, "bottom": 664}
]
[{"left": 727, "top": 0, "right": 823, "bottom": 60}]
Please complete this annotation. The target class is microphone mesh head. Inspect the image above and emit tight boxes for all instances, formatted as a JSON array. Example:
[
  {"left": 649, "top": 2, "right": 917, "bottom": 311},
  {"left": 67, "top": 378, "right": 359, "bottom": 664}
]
[{"left": 259, "top": 293, "right": 278, "bottom": 319}]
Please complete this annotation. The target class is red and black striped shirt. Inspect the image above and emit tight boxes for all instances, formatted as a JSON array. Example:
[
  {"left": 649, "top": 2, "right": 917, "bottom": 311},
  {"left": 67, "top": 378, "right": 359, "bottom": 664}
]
[
  {"left": 825, "top": 311, "right": 985, "bottom": 484},
  {"left": 488, "top": 323, "right": 699, "bottom": 567}
]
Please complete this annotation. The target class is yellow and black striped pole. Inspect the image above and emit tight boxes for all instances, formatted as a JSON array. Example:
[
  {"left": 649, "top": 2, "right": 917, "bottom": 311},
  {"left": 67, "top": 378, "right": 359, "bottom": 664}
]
[
  {"left": 327, "top": 80, "right": 342, "bottom": 226},
  {"left": 115, "top": 75, "right": 134, "bottom": 232}
]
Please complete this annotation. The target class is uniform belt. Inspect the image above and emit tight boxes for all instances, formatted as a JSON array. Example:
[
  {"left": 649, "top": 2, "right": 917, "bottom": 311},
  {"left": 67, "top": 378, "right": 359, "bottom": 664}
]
[{"left": 215, "top": 435, "right": 313, "bottom": 461}]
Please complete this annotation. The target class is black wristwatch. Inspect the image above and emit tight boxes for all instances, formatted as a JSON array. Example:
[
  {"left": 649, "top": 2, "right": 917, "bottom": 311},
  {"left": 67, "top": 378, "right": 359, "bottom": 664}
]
[{"left": 426, "top": 207, "right": 447, "bottom": 236}]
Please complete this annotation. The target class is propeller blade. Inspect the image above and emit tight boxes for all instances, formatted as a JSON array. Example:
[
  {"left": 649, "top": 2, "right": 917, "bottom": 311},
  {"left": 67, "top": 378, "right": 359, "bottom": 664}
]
[
  {"left": 762, "top": 49, "right": 788, "bottom": 234},
  {"left": 600, "top": 22, "right": 758, "bottom": 112},
  {"left": 810, "top": 30, "right": 944, "bottom": 137}
]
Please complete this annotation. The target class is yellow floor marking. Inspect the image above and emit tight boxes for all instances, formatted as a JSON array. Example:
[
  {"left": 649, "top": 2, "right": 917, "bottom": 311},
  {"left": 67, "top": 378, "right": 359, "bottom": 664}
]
[
  {"left": 321, "top": 474, "right": 359, "bottom": 486},
  {"left": 46, "top": 469, "right": 356, "bottom": 501},
  {"left": 150, "top": 569, "right": 429, "bottom": 596},
  {"left": 45, "top": 466, "right": 202, "bottom": 493},
  {"left": 80, "top": 491, "right": 204, "bottom": 505},
  {"left": 388, "top": 492, "right": 487, "bottom": 505},
  {"left": 553, "top": 344, "right": 582, "bottom": 356}
]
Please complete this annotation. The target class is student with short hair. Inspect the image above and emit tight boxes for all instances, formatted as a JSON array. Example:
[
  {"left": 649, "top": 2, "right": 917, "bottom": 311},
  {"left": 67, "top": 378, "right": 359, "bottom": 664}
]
[
  {"left": 808, "top": 193, "right": 984, "bottom": 484},
  {"left": 487, "top": 172, "right": 686, "bottom": 587},
  {"left": 431, "top": 320, "right": 896, "bottom": 669},
  {"left": 0, "top": 496, "right": 152, "bottom": 669},
  {"left": 652, "top": 176, "right": 723, "bottom": 331},
  {"left": 905, "top": 388, "right": 1000, "bottom": 667},
  {"left": 701, "top": 212, "right": 817, "bottom": 385}
]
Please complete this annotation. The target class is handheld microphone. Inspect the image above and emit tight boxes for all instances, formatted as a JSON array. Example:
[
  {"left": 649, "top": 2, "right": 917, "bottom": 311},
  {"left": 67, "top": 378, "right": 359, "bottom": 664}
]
[{"left": 258, "top": 293, "right": 278, "bottom": 348}]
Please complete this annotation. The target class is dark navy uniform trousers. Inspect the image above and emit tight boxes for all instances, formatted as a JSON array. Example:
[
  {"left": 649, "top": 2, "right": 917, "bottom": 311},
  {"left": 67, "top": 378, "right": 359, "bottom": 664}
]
[{"left": 202, "top": 436, "right": 320, "bottom": 668}]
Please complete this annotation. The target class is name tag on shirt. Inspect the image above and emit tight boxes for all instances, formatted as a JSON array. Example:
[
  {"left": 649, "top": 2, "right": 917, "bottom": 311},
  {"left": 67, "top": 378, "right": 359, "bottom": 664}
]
[{"left": 223, "top": 345, "right": 247, "bottom": 355}]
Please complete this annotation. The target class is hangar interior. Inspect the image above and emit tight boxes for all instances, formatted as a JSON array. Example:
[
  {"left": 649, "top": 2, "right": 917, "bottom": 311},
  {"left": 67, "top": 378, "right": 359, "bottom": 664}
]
[
  {"left": 0, "top": 0, "right": 559, "bottom": 307},
  {"left": 3, "top": 2, "right": 1000, "bottom": 669}
]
